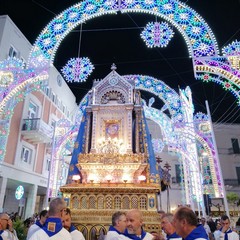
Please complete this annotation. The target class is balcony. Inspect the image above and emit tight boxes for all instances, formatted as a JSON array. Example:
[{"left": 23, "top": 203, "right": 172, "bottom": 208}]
[{"left": 21, "top": 118, "right": 54, "bottom": 144}]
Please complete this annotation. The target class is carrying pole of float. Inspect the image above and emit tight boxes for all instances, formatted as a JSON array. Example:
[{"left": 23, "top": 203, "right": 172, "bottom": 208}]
[{"left": 205, "top": 100, "right": 229, "bottom": 217}]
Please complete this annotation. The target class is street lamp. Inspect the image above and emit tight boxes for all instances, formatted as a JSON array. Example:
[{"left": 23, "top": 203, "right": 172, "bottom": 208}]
[
  {"left": 156, "top": 156, "right": 163, "bottom": 211},
  {"left": 163, "top": 162, "right": 171, "bottom": 213}
]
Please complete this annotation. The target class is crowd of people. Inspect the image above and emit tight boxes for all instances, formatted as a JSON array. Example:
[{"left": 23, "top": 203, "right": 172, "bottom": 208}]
[{"left": 0, "top": 198, "right": 240, "bottom": 240}]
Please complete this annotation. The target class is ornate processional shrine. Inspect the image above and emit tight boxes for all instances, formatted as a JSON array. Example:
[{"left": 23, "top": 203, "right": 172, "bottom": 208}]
[{"left": 0, "top": 0, "right": 239, "bottom": 238}]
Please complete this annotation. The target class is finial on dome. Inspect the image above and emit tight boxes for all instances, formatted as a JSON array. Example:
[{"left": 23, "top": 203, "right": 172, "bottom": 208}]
[{"left": 111, "top": 63, "right": 117, "bottom": 71}]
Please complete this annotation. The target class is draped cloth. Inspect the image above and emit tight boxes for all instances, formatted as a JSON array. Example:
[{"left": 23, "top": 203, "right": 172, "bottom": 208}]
[
  {"left": 67, "top": 99, "right": 89, "bottom": 183},
  {"left": 141, "top": 109, "right": 161, "bottom": 183}
]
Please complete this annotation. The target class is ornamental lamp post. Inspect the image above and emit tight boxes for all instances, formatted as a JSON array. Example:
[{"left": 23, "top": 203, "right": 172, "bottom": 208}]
[
  {"left": 164, "top": 162, "right": 171, "bottom": 213},
  {"left": 156, "top": 156, "right": 163, "bottom": 211}
]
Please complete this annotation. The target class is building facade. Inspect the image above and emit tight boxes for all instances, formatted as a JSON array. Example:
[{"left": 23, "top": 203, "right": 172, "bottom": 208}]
[{"left": 0, "top": 15, "right": 78, "bottom": 218}]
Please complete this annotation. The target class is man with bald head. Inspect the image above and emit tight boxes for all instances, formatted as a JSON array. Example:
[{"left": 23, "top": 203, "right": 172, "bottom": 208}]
[
  {"left": 29, "top": 197, "right": 72, "bottom": 240},
  {"left": 124, "top": 209, "right": 154, "bottom": 239}
]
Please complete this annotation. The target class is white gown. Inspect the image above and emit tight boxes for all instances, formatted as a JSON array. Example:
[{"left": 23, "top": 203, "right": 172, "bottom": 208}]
[
  {"left": 28, "top": 227, "right": 72, "bottom": 240},
  {"left": 70, "top": 229, "right": 85, "bottom": 240}
]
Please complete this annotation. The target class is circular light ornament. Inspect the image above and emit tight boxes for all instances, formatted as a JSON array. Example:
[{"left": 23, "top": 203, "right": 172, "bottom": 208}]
[
  {"left": 61, "top": 57, "right": 94, "bottom": 83},
  {"left": 15, "top": 185, "right": 24, "bottom": 200},
  {"left": 140, "top": 22, "right": 174, "bottom": 48},
  {"left": 0, "top": 72, "right": 13, "bottom": 87}
]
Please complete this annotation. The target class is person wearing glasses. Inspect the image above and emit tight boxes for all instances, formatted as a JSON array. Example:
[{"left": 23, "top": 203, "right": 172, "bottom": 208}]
[
  {"left": 29, "top": 198, "right": 72, "bottom": 240},
  {"left": 0, "top": 213, "right": 19, "bottom": 240}
]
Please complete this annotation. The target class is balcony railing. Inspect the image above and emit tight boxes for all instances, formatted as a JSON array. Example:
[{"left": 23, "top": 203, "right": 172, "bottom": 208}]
[{"left": 22, "top": 118, "right": 54, "bottom": 143}]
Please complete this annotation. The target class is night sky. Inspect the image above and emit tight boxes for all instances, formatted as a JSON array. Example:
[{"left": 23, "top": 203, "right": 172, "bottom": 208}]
[{"left": 1, "top": 0, "right": 240, "bottom": 123}]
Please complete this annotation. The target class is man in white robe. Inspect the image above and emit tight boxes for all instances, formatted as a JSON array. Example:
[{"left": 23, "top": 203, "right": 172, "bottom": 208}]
[
  {"left": 27, "top": 209, "right": 48, "bottom": 239},
  {"left": 124, "top": 209, "right": 154, "bottom": 240},
  {"left": 62, "top": 208, "right": 85, "bottom": 240},
  {"left": 29, "top": 197, "right": 72, "bottom": 240},
  {"left": 105, "top": 211, "right": 131, "bottom": 240}
]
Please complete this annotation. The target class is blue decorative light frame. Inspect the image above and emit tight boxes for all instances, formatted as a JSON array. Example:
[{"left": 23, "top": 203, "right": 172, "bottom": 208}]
[
  {"left": 26, "top": 0, "right": 240, "bottom": 103},
  {"left": 28, "top": 0, "right": 219, "bottom": 67}
]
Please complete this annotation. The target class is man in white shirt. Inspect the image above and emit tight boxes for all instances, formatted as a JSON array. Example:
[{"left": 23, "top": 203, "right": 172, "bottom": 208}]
[
  {"left": 124, "top": 209, "right": 154, "bottom": 240},
  {"left": 214, "top": 215, "right": 239, "bottom": 240},
  {"left": 172, "top": 206, "right": 208, "bottom": 240},
  {"left": 62, "top": 208, "right": 85, "bottom": 240},
  {"left": 27, "top": 210, "right": 48, "bottom": 239},
  {"left": 29, "top": 197, "right": 72, "bottom": 240},
  {"left": 105, "top": 211, "right": 131, "bottom": 240},
  {"left": 161, "top": 213, "right": 182, "bottom": 240}
]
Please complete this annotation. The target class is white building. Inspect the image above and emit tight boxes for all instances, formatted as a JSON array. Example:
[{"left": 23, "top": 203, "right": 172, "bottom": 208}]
[{"left": 0, "top": 15, "right": 78, "bottom": 218}]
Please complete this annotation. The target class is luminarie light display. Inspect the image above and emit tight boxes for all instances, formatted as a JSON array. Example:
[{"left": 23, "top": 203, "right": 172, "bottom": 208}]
[
  {"left": 140, "top": 21, "right": 174, "bottom": 48},
  {"left": 61, "top": 57, "right": 94, "bottom": 83}
]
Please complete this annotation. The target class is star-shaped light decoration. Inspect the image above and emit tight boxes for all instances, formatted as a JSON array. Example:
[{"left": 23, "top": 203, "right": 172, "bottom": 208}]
[
  {"left": 61, "top": 57, "right": 94, "bottom": 82},
  {"left": 140, "top": 21, "right": 174, "bottom": 48}
]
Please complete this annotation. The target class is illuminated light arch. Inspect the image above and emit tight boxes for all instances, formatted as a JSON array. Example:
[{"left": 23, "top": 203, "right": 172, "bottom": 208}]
[
  {"left": 194, "top": 58, "right": 240, "bottom": 104},
  {"left": 28, "top": 0, "right": 219, "bottom": 67},
  {"left": 124, "top": 75, "right": 183, "bottom": 122},
  {"left": 143, "top": 105, "right": 173, "bottom": 141},
  {"left": 0, "top": 72, "right": 48, "bottom": 113},
  {"left": 144, "top": 104, "right": 223, "bottom": 198}
]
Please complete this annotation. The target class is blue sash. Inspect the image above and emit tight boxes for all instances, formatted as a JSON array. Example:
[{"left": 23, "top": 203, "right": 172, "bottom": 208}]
[
  {"left": 124, "top": 228, "right": 147, "bottom": 239},
  {"left": 220, "top": 227, "right": 232, "bottom": 240},
  {"left": 167, "top": 232, "right": 181, "bottom": 239},
  {"left": 69, "top": 224, "right": 76, "bottom": 233},
  {"left": 42, "top": 218, "right": 63, "bottom": 237},
  {"left": 108, "top": 225, "right": 123, "bottom": 235},
  {"left": 35, "top": 220, "right": 43, "bottom": 228}
]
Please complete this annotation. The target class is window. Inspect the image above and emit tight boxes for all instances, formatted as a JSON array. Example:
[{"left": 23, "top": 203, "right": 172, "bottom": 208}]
[
  {"left": 175, "top": 164, "right": 182, "bottom": 183},
  {"left": 28, "top": 101, "right": 38, "bottom": 119},
  {"left": 51, "top": 120, "right": 56, "bottom": 129},
  {"left": 27, "top": 101, "right": 39, "bottom": 130},
  {"left": 236, "top": 167, "right": 240, "bottom": 184},
  {"left": 21, "top": 146, "right": 32, "bottom": 164},
  {"left": 46, "top": 156, "right": 51, "bottom": 171},
  {"left": 45, "top": 87, "right": 50, "bottom": 97},
  {"left": 20, "top": 57, "right": 26, "bottom": 69},
  {"left": 231, "top": 138, "right": 240, "bottom": 154},
  {"left": 52, "top": 93, "right": 56, "bottom": 103},
  {"left": 8, "top": 46, "right": 18, "bottom": 58}
]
